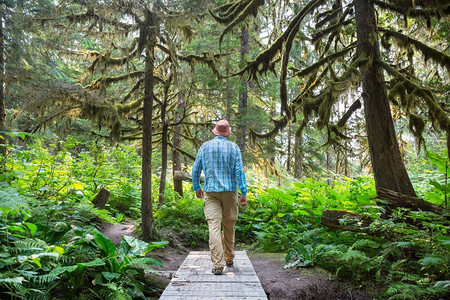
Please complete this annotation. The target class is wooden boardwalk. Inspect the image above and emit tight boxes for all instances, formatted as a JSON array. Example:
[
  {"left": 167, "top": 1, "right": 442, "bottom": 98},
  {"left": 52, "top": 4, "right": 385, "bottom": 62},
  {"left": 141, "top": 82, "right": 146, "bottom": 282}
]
[{"left": 159, "top": 251, "right": 268, "bottom": 299}]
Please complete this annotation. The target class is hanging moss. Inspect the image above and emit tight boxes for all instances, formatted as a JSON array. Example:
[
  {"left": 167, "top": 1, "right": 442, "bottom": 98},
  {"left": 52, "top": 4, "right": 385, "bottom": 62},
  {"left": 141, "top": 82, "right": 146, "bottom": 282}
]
[
  {"left": 374, "top": 0, "right": 450, "bottom": 19},
  {"left": 217, "top": 0, "right": 265, "bottom": 47},
  {"left": 315, "top": 2, "right": 346, "bottom": 29},
  {"left": 408, "top": 113, "right": 426, "bottom": 150},
  {"left": 116, "top": 97, "right": 144, "bottom": 115},
  {"left": 209, "top": 0, "right": 251, "bottom": 24},
  {"left": 380, "top": 28, "right": 450, "bottom": 71},
  {"left": 85, "top": 71, "right": 145, "bottom": 90},
  {"left": 312, "top": 18, "right": 354, "bottom": 43},
  {"left": 380, "top": 60, "right": 450, "bottom": 147},
  {"left": 294, "top": 44, "right": 356, "bottom": 78},
  {"left": 249, "top": 116, "right": 288, "bottom": 139}
]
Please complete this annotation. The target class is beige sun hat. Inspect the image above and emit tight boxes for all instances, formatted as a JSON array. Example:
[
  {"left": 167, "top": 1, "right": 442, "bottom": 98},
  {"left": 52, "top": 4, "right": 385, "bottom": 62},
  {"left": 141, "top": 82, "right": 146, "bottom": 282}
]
[{"left": 212, "top": 119, "right": 232, "bottom": 137}]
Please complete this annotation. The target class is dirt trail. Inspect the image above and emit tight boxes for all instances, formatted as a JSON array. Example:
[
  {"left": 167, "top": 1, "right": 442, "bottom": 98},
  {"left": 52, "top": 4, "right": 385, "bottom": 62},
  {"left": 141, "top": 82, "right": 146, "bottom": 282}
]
[
  {"left": 101, "top": 223, "right": 372, "bottom": 300},
  {"left": 101, "top": 221, "right": 136, "bottom": 244}
]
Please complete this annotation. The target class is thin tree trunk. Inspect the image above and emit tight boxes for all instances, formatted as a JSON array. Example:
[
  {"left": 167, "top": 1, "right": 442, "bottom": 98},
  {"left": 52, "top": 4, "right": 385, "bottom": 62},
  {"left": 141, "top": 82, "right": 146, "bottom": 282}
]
[
  {"left": 326, "top": 151, "right": 331, "bottom": 185},
  {"left": 355, "top": 0, "right": 416, "bottom": 197},
  {"left": 237, "top": 26, "right": 249, "bottom": 155},
  {"left": 158, "top": 123, "right": 168, "bottom": 207},
  {"left": 158, "top": 77, "right": 171, "bottom": 207},
  {"left": 172, "top": 93, "right": 184, "bottom": 196},
  {"left": 225, "top": 64, "right": 232, "bottom": 122},
  {"left": 295, "top": 127, "right": 303, "bottom": 180},
  {"left": 158, "top": 125, "right": 168, "bottom": 206},
  {"left": 286, "top": 125, "right": 291, "bottom": 172},
  {"left": 344, "top": 151, "right": 349, "bottom": 177},
  {"left": 141, "top": 10, "right": 156, "bottom": 241},
  {"left": 0, "top": 13, "right": 6, "bottom": 157}
]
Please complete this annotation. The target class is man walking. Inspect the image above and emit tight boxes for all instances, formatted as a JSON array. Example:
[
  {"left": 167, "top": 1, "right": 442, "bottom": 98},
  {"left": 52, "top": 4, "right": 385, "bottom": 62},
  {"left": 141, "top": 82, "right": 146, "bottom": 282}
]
[{"left": 192, "top": 119, "right": 248, "bottom": 275}]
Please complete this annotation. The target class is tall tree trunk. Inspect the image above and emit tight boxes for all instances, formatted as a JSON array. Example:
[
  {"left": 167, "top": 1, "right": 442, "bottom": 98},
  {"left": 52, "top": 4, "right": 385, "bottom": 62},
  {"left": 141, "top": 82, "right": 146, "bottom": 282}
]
[
  {"left": 0, "top": 12, "right": 6, "bottom": 156},
  {"left": 355, "top": 0, "right": 416, "bottom": 196},
  {"left": 158, "top": 77, "right": 171, "bottom": 207},
  {"left": 141, "top": 10, "right": 156, "bottom": 241},
  {"left": 236, "top": 26, "right": 248, "bottom": 155},
  {"left": 172, "top": 93, "right": 184, "bottom": 196}
]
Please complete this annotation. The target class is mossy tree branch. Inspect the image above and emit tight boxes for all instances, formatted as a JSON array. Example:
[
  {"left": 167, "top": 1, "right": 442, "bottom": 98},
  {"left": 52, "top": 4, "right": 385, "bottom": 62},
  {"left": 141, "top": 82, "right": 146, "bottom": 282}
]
[{"left": 380, "top": 27, "right": 450, "bottom": 71}]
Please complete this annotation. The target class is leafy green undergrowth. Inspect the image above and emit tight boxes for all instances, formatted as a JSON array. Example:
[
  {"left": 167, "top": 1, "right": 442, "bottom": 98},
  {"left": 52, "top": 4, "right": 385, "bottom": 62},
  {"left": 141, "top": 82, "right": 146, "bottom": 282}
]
[
  {"left": 1, "top": 135, "right": 449, "bottom": 299},
  {"left": 0, "top": 137, "right": 168, "bottom": 299},
  {"left": 155, "top": 196, "right": 209, "bottom": 248}
]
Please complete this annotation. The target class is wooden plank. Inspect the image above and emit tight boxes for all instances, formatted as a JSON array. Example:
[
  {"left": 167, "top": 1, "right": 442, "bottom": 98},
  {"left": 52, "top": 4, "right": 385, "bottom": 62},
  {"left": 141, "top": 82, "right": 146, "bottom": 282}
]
[{"left": 160, "top": 251, "right": 267, "bottom": 300}]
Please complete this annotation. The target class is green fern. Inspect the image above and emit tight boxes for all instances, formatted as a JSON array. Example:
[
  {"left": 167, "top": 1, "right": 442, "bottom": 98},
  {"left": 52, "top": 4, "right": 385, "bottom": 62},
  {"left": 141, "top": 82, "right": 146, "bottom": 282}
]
[
  {"left": 99, "top": 283, "right": 132, "bottom": 300},
  {"left": 31, "top": 274, "right": 58, "bottom": 285},
  {"left": 350, "top": 239, "right": 381, "bottom": 251},
  {"left": 0, "top": 187, "right": 30, "bottom": 211},
  {"left": 15, "top": 238, "right": 48, "bottom": 251}
]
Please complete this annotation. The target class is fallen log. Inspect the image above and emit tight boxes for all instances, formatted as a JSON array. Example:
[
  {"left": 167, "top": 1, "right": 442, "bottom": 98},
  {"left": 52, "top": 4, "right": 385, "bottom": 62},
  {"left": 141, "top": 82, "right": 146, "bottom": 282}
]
[
  {"left": 376, "top": 187, "right": 442, "bottom": 214},
  {"left": 173, "top": 171, "right": 204, "bottom": 183},
  {"left": 321, "top": 188, "right": 447, "bottom": 234},
  {"left": 320, "top": 209, "right": 372, "bottom": 234}
]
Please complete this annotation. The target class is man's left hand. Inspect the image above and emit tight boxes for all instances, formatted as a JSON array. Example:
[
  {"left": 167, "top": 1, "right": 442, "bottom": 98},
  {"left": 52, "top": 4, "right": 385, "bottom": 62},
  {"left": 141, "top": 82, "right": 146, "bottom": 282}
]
[
  {"left": 240, "top": 196, "right": 248, "bottom": 207},
  {"left": 196, "top": 189, "right": 204, "bottom": 199}
]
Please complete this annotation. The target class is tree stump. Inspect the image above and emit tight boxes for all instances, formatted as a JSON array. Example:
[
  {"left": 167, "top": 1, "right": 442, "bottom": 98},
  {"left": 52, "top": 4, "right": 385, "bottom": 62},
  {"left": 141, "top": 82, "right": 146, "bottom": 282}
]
[{"left": 92, "top": 187, "right": 110, "bottom": 209}]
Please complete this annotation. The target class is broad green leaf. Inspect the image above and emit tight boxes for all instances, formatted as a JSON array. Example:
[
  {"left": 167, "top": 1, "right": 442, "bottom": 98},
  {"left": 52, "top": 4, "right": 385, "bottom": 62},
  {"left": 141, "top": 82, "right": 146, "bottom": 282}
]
[
  {"left": 50, "top": 265, "right": 77, "bottom": 276},
  {"left": 7, "top": 225, "right": 25, "bottom": 233},
  {"left": 102, "top": 272, "right": 121, "bottom": 281},
  {"left": 24, "top": 222, "right": 37, "bottom": 236},
  {"left": 146, "top": 241, "right": 168, "bottom": 253},
  {"left": 429, "top": 180, "right": 450, "bottom": 193},
  {"left": 121, "top": 236, "right": 148, "bottom": 256},
  {"left": 94, "top": 230, "right": 117, "bottom": 258},
  {"left": 79, "top": 259, "right": 105, "bottom": 267},
  {"left": 32, "top": 257, "right": 41, "bottom": 267}
]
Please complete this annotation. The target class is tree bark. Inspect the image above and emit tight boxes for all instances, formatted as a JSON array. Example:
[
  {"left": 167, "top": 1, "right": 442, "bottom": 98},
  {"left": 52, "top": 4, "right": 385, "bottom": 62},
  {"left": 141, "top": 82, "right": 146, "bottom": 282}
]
[
  {"left": 237, "top": 26, "right": 249, "bottom": 155},
  {"left": 172, "top": 93, "right": 184, "bottom": 196},
  {"left": 141, "top": 9, "right": 156, "bottom": 241},
  {"left": 354, "top": 0, "right": 416, "bottom": 197}
]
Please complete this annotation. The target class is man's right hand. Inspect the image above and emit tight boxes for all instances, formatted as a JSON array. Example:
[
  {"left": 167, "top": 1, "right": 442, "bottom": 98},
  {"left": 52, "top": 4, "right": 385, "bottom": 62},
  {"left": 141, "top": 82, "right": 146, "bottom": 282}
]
[
  {"left": 240, "top": 196, "right": 248, "bottom": 207},
  {"left": 196, "top": 189, "right": 204, "bottom": 199}
]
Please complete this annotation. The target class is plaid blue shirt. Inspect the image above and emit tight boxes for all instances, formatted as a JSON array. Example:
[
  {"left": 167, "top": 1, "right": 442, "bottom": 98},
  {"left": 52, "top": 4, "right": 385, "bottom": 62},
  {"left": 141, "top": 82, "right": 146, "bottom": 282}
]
[{"left": 192, "top": 136, "right": 247, "bottom": 197}]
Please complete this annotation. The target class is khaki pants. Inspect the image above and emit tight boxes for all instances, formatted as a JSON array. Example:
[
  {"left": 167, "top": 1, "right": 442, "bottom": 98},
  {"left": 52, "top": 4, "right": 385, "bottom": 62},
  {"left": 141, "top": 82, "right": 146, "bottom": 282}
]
[{"left": 204, "top": 191, "right": 239, "bottom": 268}]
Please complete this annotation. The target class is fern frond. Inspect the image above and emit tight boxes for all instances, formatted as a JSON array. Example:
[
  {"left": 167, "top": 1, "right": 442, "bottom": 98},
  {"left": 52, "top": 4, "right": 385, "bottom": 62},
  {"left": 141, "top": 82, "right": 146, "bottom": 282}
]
[
  {"left": 15, "top": 239, "right": 48, "bottom": 251},
  {"left": 31, "top": 274, "right": 58, "bottom": 285},
  {"left": 350, "top": 239, "right": 381, "bottom": 250}
]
